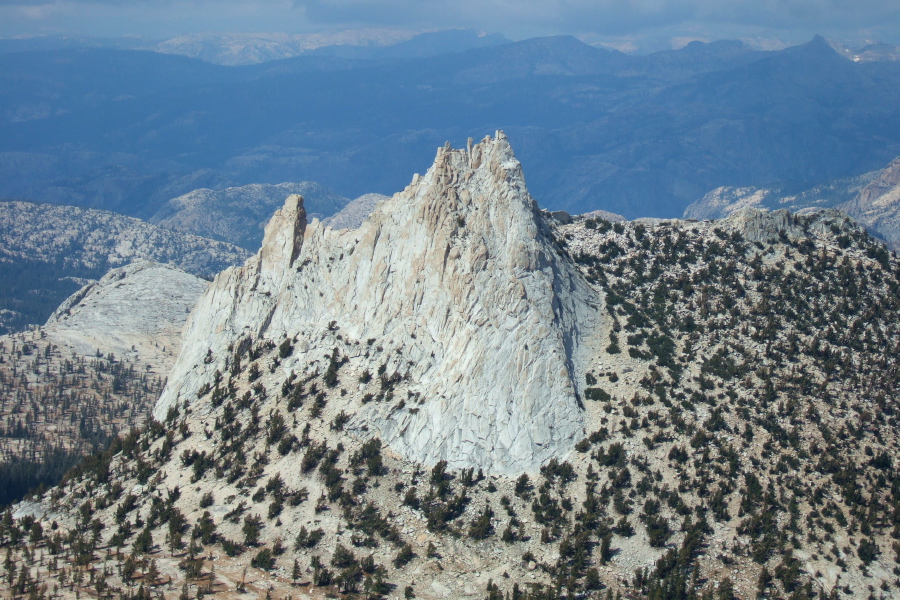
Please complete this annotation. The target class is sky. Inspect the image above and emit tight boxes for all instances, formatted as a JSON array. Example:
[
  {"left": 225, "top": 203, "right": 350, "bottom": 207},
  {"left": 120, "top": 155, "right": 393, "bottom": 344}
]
[{"left": 1, "top": 0, "right": 899, "bottom": 50}]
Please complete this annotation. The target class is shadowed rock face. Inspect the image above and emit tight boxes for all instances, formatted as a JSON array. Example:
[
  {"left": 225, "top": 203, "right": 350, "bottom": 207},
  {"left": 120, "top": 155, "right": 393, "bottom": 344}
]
[{"left": 155, "top": 132, "right": 603, "bottom": 474}]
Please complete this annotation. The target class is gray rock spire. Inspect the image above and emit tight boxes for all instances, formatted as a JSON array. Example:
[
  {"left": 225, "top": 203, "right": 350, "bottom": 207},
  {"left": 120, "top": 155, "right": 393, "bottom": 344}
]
[{"left": 155, "top": 133, "right": 603, "bottom": 473}]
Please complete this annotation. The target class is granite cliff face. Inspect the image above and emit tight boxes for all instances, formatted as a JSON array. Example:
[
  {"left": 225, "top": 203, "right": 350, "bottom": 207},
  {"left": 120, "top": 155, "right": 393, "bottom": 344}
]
[{"left": 155, "top": 133, "right": 603, "bottom": 473}]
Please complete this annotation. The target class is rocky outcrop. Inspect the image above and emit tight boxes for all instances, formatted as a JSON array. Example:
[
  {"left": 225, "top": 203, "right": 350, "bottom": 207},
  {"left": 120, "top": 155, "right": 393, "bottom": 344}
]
[
  {"left": 684, "top": 172, "right": 876, "bottom": 222},
  {"left": 580, "top": 209, "right": 626, "bottom": 222},
  {"left": 684, "top": 167, "right": 900, "bottom": 247},
  {"left": 45, "top": 261, "right": 208, "bottom": 368},
  {"left": 150, "top": 182, "right": 350, "bottom": 250},
  {"left": 721, "top": 207, "right": 865, "bottom": 244},
  {"left": 155, "top": 133, "right": 603, "bottom": 473},
  {"left": 683, "top": 186, "right": 771, "bottom": 220}
]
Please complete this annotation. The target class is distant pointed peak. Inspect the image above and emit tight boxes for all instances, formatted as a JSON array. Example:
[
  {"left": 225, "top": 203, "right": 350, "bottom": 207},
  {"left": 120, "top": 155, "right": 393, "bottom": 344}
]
[{"left": 797, "top": 34, "right": 848, "bottom": 59}]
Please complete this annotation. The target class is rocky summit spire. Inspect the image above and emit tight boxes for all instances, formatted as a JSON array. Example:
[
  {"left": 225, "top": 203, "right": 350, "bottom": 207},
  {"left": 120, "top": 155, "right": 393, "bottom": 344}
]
[{"left": 155, "top": 132, "right": 603, "bottom": 473}]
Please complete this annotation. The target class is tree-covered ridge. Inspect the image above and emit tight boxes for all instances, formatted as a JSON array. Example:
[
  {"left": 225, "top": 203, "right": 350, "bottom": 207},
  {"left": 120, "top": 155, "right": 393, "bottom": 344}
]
[
  {"left": 1, "top": 210, "right": 899, "bottom": 600},
  {"left": 563, "top": 210, "right": 900, "bottom": 599}
]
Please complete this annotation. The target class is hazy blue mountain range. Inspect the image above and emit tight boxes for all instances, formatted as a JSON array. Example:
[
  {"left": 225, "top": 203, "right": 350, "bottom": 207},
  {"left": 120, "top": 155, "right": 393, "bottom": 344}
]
[
  {"left": 0, "top": 29, "right": 506, "bottom": 66},
  {"left": 2, "top": 35, "right": 900, "bottom": 218},
  {"left": 0, "top": 30, "right": 511, "bottom": 65}
]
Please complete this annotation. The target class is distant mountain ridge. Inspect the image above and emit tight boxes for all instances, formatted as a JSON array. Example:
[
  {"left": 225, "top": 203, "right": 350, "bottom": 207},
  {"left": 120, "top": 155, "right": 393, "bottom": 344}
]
[
  {"left": 0, "top": 29, "right": 513, "bottom": 66},
  {"left": 149, "top": 29, "right": 418, "bottom": 65},
  {"left": 150, "top": 29, "right": 505, "bottom": 65},
  {"left": 684, "top": 156, "right": 900, "bottom": 250},
  {"left": 2, "top": 35, "right": 900, "bottom": 220}
]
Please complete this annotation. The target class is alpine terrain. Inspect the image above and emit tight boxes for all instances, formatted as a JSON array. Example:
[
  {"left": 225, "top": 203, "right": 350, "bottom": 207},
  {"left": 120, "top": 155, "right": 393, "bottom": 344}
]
[
  {"left": 0, "top": 200, "right": 249, "bottom": 334},
  {"left": 149, "top": 182, "right": 352, "bottom": 250},
  {"left": 684, "top": 156, "right": 900, "bottom": 251},
  {"left": 2, "top": 134, "right": 900, "bottom": 600}
]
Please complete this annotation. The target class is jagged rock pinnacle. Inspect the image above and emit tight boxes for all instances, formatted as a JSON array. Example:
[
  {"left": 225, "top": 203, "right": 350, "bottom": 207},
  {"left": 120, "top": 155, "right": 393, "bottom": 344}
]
[
  {"left": 155, "top": 132, "right": 603, "bottom": 473},
  {"left": 259, "top": 193, "right": 306, "bottom": 273}
]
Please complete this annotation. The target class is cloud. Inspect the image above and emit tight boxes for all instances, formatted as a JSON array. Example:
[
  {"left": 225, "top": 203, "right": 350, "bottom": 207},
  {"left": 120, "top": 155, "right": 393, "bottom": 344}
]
[
  {"left": 293, "top": 0, "right": 699, "bottom": 34},
  {"left": 0, "top": 0, "right": 898, "bottom": 44},
  {"left": 291, "top": 0, "right": 900, "bottom": 35}
]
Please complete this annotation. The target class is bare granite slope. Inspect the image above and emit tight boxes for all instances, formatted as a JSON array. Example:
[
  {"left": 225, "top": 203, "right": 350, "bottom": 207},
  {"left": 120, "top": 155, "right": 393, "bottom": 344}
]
[
  {"left": 45, "top": 260, "right": 208, "bottom": 366},
  {"left": 321, "top": 193, "right": 389, "bottom": 230},
  {"left": 0, "top": 261, "right": 206, "bottom": 496}
]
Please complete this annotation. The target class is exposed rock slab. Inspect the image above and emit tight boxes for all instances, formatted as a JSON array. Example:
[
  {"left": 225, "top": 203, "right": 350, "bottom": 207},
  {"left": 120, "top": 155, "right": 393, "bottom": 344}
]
[
  {"left": 720, "top": 207, "right": 865, "bottom": 244},
  {"left": 156, "top": 133, "right": 603, "bottom": 473},
  {"left": 580, "top": 209, "right": 626, "bottom": 222},
  {"left": 683, "top": 186, "right": 772, "bottom": 220},
  {"left": 45, "top": 261, "right": 208, "bottom": 368}
]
